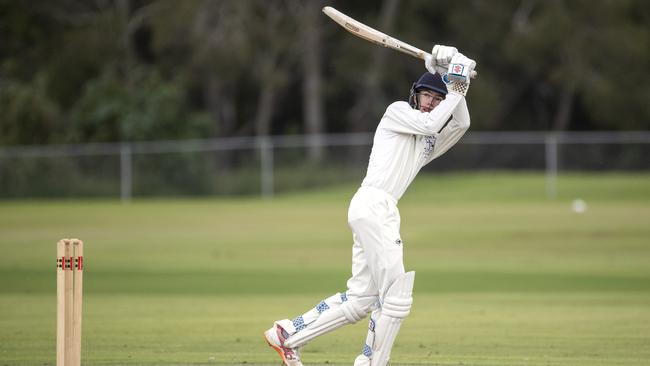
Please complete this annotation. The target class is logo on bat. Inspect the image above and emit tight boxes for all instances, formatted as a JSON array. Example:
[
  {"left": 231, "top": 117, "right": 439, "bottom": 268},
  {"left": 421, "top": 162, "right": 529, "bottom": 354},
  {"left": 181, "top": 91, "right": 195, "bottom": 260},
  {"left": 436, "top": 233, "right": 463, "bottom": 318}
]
[{"left": 344, "top": 22, "right": 360, "bottom": 32}]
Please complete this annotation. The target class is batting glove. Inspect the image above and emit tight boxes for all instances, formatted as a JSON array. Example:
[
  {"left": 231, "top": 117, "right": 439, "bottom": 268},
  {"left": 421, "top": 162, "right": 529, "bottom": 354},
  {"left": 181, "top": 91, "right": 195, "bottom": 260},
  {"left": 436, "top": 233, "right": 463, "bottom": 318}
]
[
  {"left": 432, "top": 45, "right": 458, "bottom": 65},
  {"left": 425, "top": 44, "right": 457, "bottom": 75},
  {"left": 447, "top": 53, "right": 476, "bottom": 84}
]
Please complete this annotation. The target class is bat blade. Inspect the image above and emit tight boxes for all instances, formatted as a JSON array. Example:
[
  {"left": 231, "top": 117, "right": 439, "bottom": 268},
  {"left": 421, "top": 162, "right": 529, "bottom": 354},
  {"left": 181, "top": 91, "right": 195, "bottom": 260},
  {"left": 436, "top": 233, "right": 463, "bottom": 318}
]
[
  {"left": 322, "top": 6, "right": 477, "bottom": 78},
  {"left": 322, "top": 6, "right": 427, "bottom": 60}
]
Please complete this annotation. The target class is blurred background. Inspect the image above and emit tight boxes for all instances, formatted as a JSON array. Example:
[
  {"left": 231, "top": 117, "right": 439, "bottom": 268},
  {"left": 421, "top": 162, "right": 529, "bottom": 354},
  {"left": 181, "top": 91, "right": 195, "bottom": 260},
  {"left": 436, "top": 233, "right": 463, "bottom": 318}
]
[
  {"left": 1, "top": 1, "right": 650, "bottom": 365},
  {"left": 1, "top": 0, "right": 648, "bottom": 199}
]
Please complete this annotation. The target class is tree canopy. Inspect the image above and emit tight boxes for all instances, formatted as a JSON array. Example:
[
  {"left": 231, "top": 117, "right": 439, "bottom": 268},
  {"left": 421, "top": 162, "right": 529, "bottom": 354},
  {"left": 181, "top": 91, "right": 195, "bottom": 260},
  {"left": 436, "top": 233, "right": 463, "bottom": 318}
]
[{"left": 1, "top": 0, "right": 648, "bottom": 145}]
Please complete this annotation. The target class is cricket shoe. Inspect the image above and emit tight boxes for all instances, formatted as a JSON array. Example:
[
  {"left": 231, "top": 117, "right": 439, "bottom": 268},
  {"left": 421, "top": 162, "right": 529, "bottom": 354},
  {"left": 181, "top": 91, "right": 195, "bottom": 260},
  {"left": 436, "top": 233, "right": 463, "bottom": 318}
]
[
  {"left": 264, "top": 322, "right": 303, "bottom": 366},
  {"left": 353, "top": 354, "right": 371, "bottom": 366}
]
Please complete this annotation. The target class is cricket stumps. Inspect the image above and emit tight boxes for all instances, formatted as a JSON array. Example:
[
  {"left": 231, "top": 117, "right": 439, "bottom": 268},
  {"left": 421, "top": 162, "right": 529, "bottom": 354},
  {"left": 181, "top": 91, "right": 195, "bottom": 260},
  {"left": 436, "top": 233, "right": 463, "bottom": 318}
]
[{"left": 57, "top": 238, "right": 84, "bottom": 366}]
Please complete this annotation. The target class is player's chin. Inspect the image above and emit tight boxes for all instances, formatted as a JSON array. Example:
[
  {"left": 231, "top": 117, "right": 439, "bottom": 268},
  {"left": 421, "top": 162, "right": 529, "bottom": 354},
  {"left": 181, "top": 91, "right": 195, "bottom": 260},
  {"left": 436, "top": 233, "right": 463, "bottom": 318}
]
[{"left": 420, "top": 107, "right": 432, "bottom": 113}]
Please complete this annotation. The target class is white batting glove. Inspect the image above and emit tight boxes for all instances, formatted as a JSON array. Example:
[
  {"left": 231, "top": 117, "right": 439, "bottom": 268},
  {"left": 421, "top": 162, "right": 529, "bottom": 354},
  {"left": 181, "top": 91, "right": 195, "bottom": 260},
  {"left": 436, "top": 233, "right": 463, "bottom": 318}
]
[
  {"left": 425, "top": 44, "right": 457, "bottom": 75},
  {"left": 447, "top": 53, "right": 476, "bottom": 84},
  {"left": 432, "top": 45, "right": 458, "bottom": 65},
  {"left": 424, "top": 54, "right": 444, "bottom": 75}
]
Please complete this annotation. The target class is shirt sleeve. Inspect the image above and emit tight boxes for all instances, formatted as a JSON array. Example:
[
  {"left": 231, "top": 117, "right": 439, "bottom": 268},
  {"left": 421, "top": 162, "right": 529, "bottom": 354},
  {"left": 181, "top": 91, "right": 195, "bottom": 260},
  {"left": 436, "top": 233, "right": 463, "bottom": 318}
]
[
  {"left": 430, "top": 95, "right": 471, "bottom": 160},
  {"left": 380, "top": 94, "right": 464, "bottom": 136}
]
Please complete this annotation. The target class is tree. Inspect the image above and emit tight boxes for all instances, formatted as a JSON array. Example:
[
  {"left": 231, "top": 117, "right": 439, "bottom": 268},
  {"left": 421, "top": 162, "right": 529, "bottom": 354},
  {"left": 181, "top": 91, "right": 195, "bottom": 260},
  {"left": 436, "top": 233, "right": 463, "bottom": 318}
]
[
  {"left": 1, "top": 0, "right": 649, "bottom": 149},
  {"left": 288, "top": 0, "right": 327, "bottom": 160},
  {"left": 345, "top": 0, "right": 402, "bottom": 132}
]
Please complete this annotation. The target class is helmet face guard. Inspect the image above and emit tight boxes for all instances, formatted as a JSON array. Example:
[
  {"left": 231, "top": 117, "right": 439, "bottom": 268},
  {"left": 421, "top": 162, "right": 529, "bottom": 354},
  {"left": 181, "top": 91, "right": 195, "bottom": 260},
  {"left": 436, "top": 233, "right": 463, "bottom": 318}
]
[{"left": 408, "top": 84, "right": 419, "bottom": 109}]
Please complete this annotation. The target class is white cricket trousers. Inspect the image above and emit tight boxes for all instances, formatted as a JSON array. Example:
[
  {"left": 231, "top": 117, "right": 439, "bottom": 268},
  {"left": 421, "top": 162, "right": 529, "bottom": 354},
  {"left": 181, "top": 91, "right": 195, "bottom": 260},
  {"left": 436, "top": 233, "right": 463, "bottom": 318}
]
[{"left": 346, "top": 186, "right": 405, "bottom": 302}]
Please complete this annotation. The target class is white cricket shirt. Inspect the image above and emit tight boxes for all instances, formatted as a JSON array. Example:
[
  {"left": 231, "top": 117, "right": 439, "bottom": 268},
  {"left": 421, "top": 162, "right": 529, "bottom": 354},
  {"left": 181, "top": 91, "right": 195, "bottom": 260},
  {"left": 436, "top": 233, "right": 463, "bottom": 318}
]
[{"left": 360, "top": 92, "right": 470, "bottom": 201}]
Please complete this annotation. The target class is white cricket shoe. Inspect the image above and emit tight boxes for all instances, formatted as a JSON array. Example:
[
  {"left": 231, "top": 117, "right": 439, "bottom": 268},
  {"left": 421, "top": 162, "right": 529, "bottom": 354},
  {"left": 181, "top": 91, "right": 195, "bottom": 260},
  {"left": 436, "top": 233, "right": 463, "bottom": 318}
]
[
  {"left": 264, "top": 323, "right": 303, "bottom": 366},
  {"left": 353, "top": 354, "right": 371, "bottom": 366}
]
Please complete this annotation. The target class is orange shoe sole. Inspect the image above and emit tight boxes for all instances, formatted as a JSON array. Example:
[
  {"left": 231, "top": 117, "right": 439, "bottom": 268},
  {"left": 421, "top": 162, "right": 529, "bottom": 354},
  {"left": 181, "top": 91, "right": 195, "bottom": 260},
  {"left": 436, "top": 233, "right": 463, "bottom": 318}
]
[{"left": 264, "top": 331, "right": 290, "bottom": 365}]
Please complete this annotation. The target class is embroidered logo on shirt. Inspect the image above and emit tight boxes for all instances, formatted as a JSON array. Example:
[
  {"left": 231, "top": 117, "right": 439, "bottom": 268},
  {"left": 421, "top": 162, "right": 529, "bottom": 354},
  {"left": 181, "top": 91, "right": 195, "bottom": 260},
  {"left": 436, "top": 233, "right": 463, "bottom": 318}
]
[
  {"left": 423, "top": 135, "right": 436, "bottom": 159},
  {"left": 395, "top": 239, "right": 402, "bottom": 246}
]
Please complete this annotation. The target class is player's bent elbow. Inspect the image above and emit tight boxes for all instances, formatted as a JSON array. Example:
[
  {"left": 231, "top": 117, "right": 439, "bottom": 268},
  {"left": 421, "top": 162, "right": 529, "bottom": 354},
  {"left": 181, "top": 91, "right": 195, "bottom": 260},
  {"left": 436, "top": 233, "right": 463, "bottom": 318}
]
[
  {"left": 458, "top": 116, "right": 471, "bottom": 131},
  {"left": 422, "top": 122, "right": 443, "bottom": 135}
]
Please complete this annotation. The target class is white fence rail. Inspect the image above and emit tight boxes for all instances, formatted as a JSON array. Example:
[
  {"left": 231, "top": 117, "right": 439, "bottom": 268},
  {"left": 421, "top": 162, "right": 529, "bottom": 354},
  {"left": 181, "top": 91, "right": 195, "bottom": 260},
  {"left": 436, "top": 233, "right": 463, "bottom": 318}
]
[{"left": 1, "top": 131, "right": 649, "bottom": 201}]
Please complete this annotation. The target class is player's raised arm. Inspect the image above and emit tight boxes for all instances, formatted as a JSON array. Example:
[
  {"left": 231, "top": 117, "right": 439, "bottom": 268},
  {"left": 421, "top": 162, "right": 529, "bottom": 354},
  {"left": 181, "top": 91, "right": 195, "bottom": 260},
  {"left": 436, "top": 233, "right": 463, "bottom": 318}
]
[
  {"left": 430, "top": 96, "right": 471, "bottom": 160},
  {"left": 381, "top": 96, "right": 461, "bottom": 136}
]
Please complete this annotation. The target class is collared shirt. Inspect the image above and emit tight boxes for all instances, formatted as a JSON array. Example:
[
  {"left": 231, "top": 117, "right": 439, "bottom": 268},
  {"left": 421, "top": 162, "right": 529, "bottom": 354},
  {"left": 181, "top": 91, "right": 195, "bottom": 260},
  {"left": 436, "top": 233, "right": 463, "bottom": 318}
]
[{"left": 360, "top": 92, "right": 470, "bottom": 201}]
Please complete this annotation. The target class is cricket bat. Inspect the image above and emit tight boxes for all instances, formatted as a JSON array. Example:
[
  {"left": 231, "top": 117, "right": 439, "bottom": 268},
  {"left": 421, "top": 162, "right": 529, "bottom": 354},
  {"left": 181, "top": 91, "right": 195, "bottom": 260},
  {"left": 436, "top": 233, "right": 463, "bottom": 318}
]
[{"left": 322, "top": 6, "right": 477, "bottom": 78}]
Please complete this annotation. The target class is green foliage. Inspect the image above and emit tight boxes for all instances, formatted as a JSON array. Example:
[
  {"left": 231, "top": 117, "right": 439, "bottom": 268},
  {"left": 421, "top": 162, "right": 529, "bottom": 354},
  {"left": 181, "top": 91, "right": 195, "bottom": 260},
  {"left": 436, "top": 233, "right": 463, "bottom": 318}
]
[
  {"left": 67, "top": 68, "right": 212, "bottom": 142},
  {"left": 0, "top": 150, "right": 364, "bottom": 198},
  {"left": 0, "top": 155, "right": 120, "bottom": 197},
  {"left": 0, "top": 0, "right": 649, "bottom": 145},
  {"left": 0, "top": 76, "right": 62, "bottom": 144}
]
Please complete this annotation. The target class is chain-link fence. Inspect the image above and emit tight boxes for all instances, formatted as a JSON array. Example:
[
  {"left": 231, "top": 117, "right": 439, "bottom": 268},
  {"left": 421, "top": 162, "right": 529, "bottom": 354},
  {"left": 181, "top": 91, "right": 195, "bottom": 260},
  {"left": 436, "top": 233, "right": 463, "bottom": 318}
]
[{"left": 1, "top": 132, "right": 648, "bottom": 200}]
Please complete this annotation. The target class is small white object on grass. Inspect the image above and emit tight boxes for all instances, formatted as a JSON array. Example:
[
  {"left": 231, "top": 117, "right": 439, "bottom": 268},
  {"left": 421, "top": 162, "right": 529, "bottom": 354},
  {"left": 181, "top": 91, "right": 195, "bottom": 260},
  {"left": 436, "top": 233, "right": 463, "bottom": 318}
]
[{"left": 572, "top": 199, "right": 587, "bottom": 214}]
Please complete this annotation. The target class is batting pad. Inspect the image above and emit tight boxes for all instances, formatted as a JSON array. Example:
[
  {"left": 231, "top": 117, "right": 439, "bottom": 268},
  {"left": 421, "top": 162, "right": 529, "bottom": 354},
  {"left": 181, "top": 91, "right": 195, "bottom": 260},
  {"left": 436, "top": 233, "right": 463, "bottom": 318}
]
[
  {"left": 370, "top": 271, "right": 415, "bottom": 366},
  {"left": 283, "top": 293, "right": 377, "bottom": 348}
]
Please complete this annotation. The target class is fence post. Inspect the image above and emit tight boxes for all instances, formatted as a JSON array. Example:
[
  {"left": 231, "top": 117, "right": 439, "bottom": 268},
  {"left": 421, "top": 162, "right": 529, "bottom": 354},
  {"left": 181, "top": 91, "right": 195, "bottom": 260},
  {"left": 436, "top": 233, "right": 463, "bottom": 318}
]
[
  {"left": 545, "top": 133, "right": 558, "bottom": 199},
  {"left": 259, "top": 137, "right": 274, "bottom": 198},
  {"left": 120, "top": 144, "right": 132, "bottom": 202}
]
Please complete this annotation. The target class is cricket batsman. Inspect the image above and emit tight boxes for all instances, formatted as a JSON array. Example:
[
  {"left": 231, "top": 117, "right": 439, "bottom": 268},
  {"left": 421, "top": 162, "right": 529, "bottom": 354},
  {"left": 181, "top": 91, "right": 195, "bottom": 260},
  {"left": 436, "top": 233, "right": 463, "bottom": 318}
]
[{"left": 264, "top": 45, "right": 476, "bottom": 366}]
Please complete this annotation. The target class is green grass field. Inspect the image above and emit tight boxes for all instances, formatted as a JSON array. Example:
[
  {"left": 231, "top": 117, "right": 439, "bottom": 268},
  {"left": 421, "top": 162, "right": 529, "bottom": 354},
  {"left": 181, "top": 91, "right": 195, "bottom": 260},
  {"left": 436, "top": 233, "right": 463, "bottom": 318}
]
[{"left": 1, "top": 173, "right": 649, "bottom": 365}]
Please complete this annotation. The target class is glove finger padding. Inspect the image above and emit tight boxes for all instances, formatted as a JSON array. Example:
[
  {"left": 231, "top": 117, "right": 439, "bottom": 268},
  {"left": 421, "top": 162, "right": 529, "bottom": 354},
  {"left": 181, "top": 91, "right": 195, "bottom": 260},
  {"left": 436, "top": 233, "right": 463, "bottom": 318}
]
[
  {"left": 431, "top": 44, "right": 457, "bottom": 65},
  {"left": 424, "top": 53, "right": 447, "bottom": 75}
]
